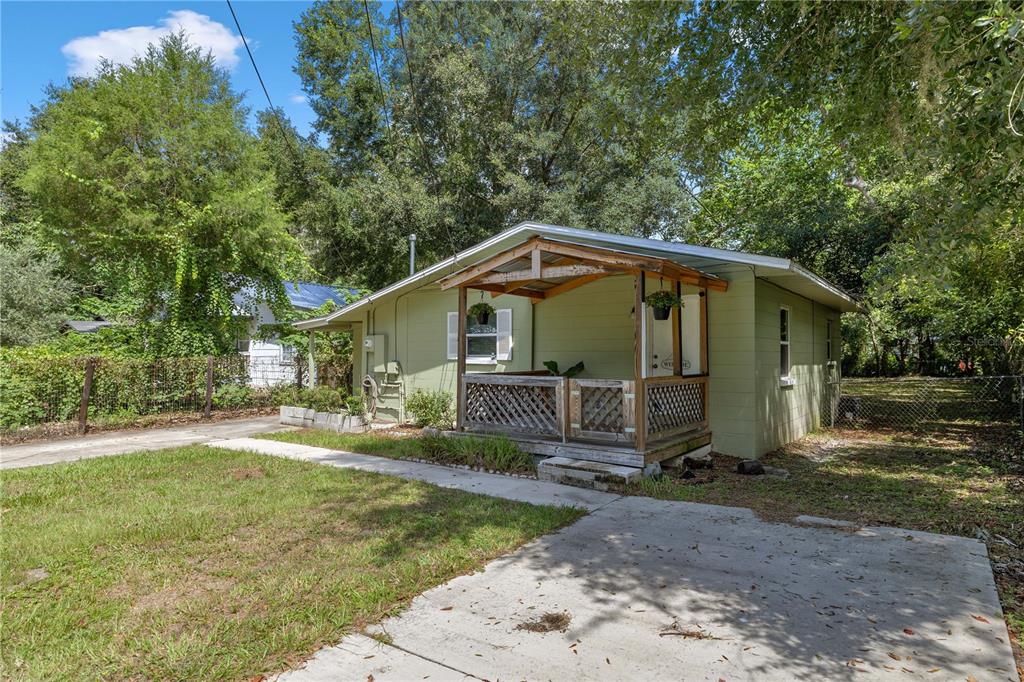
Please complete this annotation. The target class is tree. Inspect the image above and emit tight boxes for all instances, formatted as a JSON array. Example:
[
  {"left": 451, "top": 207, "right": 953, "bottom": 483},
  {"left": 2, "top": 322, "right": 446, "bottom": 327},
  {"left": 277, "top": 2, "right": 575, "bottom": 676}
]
[
  {"left": 0, "top": 239, "right": 72, "bottom": 346},
  {"left": 18, "top": 34, "right": 302, "bottom": 355},
  {"left": 292, "top": 1, "right": 695, "bottom": 288}
]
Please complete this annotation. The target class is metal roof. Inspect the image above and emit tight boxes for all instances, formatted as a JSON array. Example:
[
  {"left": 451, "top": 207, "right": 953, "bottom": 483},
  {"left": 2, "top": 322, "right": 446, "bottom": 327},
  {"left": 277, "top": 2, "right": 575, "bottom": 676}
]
[{"left": 296, "top": 221, "right": 862, "bottom": 330}]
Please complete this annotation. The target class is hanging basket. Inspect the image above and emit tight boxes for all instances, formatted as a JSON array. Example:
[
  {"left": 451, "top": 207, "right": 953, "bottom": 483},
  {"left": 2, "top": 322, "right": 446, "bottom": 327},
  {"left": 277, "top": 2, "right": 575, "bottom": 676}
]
[
  {"left": 645, "top": 290, "right": 682, "bottom": 321},
  {"left": 652, "top": 305, "right": 672, "bottom": 321},
  {"left": 468, "top": 301, "right": 495, "bottom": 326},
  {"left": 476, "top": 311, "right": 490, "bottom": 325}
]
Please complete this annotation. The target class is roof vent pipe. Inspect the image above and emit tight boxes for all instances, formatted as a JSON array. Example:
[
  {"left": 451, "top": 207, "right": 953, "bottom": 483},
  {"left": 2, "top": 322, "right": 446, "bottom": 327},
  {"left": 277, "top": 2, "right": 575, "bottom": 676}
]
[{"left": 408, "top": 233, "right": 417, "bottom": 276}]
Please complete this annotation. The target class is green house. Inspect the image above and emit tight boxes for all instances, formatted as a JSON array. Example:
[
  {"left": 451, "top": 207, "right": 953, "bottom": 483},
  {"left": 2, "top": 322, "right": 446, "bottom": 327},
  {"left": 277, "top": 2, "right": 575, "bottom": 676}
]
[{"left": 296, "top": 222, "right": 860, "bottom": 467}]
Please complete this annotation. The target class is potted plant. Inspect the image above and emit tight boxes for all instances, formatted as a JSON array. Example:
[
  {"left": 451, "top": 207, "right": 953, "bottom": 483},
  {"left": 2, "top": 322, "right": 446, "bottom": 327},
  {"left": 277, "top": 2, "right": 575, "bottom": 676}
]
[
  {"left": 468, "top": 301, "right": 495, "bottom": 325},
  {"left": 646, "top": 290, "right": 682, "bottom": 321}
]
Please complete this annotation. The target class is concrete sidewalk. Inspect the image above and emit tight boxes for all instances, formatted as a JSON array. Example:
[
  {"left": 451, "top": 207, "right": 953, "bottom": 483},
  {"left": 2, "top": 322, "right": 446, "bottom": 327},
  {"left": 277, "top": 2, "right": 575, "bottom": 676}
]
[
  {"left": 1, "top": 417, "right": 286, "bottom": 470},
  {"left": 207, "top": 437, "right": 1020, "bottom": 682}
]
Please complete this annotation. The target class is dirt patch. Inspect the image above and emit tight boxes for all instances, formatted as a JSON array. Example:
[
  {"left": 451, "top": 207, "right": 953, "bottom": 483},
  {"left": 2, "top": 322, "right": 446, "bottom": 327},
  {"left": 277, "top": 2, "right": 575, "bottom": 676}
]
[
  {"left": 516, "top": 611, "right": 571, "bottom": 633},
  {"left": 230, "top": 467, "right": 265, "bottom": 481}
]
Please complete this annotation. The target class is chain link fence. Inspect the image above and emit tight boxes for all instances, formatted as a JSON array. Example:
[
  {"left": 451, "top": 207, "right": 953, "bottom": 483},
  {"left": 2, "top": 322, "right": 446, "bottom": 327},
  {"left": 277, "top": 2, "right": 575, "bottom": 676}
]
[
  {"left": 824, "top": 376, "right": 1024, "bottom": 446},
  {"left": 0, "top": 355, "right": 346, "bottom": 442}
]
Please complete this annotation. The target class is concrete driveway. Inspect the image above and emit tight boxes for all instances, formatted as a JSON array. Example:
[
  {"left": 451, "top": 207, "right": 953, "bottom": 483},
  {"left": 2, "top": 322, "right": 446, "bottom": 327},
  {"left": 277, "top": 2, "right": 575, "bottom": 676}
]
[
  {"left": 0, "top": 416, "right": 286, "bottom": 470},
  {"left": 283, "top": 495, "right": 1017, "bottom": 681}
]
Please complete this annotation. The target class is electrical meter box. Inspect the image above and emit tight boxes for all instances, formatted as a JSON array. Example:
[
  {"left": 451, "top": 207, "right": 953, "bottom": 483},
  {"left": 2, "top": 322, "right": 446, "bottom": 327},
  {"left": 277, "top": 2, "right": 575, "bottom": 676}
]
[{"left": 362, "top": 334, "right": 387, "bottom": 373}]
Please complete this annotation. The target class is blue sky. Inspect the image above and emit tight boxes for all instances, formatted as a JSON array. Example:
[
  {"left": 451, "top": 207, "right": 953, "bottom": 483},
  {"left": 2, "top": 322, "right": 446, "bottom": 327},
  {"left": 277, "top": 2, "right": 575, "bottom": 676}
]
[{"left": 2, "top": 1, "right": 320, "bottom": 136}]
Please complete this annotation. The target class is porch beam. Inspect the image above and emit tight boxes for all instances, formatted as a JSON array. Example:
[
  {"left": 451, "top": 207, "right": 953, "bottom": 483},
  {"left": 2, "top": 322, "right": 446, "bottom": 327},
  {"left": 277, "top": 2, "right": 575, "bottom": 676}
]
[
  {"left": 472, "top": 283, "right": 545, "bottom": 299},
  {"left": 473, "top": 263, "right": 622, "bottom": 286},
  {"left": 439, "top": 237, "right": 543, "bottom": 290},
  {"left": 456, "top": 285, "right": 467, "bottom": 430},
  {"left": 529, "top": 272, "right": 612, "bottom": 304}
]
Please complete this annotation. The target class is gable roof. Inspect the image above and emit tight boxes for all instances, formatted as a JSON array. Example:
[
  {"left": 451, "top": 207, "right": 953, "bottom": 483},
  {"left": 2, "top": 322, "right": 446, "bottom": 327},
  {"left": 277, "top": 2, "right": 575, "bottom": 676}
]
[{"left": 296, "top": 221, "right": 861, "bottom": 330}]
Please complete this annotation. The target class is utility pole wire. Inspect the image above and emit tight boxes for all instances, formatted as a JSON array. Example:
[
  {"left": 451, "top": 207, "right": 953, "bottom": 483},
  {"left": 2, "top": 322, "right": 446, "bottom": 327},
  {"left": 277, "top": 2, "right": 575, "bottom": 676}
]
[
  {"left": 226, "top": 0, "right": 306, "bottom": 173},
  {"left": 362, "top": 0, "right": 392, "bottom": 137}
]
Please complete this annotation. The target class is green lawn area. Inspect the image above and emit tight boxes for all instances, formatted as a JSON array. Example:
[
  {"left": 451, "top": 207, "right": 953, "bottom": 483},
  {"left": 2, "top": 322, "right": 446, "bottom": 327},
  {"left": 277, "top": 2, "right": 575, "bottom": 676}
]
[
  {"left": 261, "top": 429, "right": 537, "bottom": 474},
  {"left": 0, "top": 446, "right": 580, "bottom": 681},
  {"left": 627, "top": 428, "right": 1024, "bottom": 659}
]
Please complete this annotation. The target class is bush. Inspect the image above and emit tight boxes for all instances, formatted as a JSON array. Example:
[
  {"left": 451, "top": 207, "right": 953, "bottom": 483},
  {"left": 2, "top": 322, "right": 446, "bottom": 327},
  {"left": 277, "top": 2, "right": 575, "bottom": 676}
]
[
  {"left": 345, "top": 393, "right": 366, "bottom": 416},
  {"left": 406, "top": 389, "right": 455, "bottom": 428},
  {"left": 302, "top": 386, "right": 347, "bottom": 413},
  {"left": 212, "top": 384, "right": 254, "bottom": 409}
]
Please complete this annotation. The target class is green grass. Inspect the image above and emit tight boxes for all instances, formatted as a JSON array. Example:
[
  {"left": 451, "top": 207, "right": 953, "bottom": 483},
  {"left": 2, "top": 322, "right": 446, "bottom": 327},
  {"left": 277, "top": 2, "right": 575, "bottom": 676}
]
[
  {"left": 261, "top": 429, "right": 537, "bottom": 474},
  {"left": 0, "top": 446, "right": 581, "bottom": 681},
  {"left": 627, "top": 428, "right": 1024, "bottom": 660}
]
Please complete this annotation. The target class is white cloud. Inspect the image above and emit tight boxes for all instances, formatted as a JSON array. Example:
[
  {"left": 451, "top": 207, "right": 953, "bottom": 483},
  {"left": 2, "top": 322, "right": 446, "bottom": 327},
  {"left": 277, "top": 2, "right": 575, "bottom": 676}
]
[
  {"left": 61, "top": 10, "right": 244, "bottom": 77},
  {"left": 289, "top": 92, "right": 306, "bottom": 104}
]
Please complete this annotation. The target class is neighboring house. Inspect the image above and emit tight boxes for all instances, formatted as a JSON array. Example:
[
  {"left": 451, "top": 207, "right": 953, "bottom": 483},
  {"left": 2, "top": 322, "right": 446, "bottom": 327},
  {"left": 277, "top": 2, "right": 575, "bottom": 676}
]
[
  {"left": 234, "top": 281, "right": 354, "bottom": 387},
  {"left": 295, "top": 222, "right": 860, "bottom": 468}
]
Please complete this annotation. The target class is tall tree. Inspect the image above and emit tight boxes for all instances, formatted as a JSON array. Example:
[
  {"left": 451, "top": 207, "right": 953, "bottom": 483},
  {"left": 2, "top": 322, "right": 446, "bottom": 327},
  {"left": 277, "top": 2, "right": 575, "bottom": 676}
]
[
  {"left": 19, "top": 34, "right": 302, "bottom": 354},
  {"left": 293, "top": 1, "right": 693, "bottom": 288}
]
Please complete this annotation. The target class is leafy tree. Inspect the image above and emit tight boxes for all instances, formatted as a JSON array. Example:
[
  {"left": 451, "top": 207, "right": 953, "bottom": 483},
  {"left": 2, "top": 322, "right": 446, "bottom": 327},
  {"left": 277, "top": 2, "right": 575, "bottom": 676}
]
[
  {"left": 0, "top": 239, "right": 72, "bottom": 346},
  {"left": 292, "top": 1, "right": 695, "bottom": 288},
  {"left": 18, "top": 34, "right": 302, "bottom": 355}
]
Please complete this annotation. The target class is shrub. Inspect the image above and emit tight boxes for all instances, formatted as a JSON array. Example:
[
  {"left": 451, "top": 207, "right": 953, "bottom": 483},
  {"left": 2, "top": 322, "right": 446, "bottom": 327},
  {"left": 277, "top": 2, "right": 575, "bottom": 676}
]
[
  {"left": 415, "top": 434, "right": 534, "bottom": 473},
  {"left": 212, "top": 384, "right": 254, "bottom": 409},
  {"left": 302, "top": 386, "right": 347, "bottom": 413},
  {"left": 406, "top": 389, "right": 455, "bottom": 428},
  {"left": 345, "top": 394, "right": 366, "bottom": 416},
  {"left": 479, "top": 437, "right": 534, "bottom": 472}
]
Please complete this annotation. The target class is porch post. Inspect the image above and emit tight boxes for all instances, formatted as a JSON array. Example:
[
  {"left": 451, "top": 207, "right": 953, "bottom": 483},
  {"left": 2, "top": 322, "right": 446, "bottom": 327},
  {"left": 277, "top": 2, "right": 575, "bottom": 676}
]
[
  {"left": 307, "top": 331, "right": 317, "bottom": 387},
  {"left": 671, "top": 279, "right": 682, "bottom": 376},
  {"left": 455, "top": 285, "right": 468, "bottom": 430},
  {"left": 699, "top": 287, "right": 708, "bottom": 374},
  {"left": 634, "top": 272, "right": 647, "bottom": 452}
]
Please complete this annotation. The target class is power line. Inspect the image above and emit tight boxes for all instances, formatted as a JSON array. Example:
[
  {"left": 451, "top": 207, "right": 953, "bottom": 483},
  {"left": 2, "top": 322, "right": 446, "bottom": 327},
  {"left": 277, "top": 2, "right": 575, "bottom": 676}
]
[
  {"left": 362, "top": 0, "right": 392, "bottom": 136},
  {"left": 225, "top": 0, "right": 305, "bottom": 171},
  {"left": 395, "top": 0, "right": 460, "bottom": 265}
]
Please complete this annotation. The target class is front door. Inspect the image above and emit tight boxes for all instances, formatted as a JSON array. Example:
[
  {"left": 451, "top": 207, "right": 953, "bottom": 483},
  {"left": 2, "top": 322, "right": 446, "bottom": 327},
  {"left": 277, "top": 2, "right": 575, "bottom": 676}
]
[{"left": 646, "top": 294, "right": 701, "bottom": 377}]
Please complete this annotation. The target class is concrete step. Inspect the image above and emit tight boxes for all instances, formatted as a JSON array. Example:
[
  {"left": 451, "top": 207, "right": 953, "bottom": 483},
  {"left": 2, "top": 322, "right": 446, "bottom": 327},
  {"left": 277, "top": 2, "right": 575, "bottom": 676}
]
[{"left": 537, "top": 456, "right": 644, "bottom": 491}]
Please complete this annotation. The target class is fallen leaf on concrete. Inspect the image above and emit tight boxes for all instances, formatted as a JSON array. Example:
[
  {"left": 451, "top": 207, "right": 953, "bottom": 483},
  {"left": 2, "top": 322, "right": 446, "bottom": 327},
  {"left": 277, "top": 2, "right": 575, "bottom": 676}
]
[
  {"left": 903, "top": 628, "right": 915, "bottom": 635},
  {"left": 971, "top": 615, "right": 989, "bottom": 623},
  {"left": 440, "top": 606, "right": 453, "bottom": 611},
  {"left": 888, "top": 652, "right": 901, "bottom": 661}
]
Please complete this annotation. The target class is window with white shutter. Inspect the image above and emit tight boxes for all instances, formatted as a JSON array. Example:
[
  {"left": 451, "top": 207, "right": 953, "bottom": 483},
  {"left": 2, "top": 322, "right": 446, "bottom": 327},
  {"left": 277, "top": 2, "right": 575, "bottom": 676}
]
[{"left": 446, "top": 308, "right": 512, "bottom": 363}]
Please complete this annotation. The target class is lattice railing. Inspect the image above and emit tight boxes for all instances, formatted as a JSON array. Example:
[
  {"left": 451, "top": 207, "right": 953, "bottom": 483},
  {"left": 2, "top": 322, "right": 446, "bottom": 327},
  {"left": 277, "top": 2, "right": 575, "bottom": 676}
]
[
  {"left": 463, "top": 374, "right": 564, "bottom": 439},
  {"left": 646, "top": 376, "right": 706, "bottom": 440},
  {"left": 569, "top": 379, "right": 635, "bottom": 443}
]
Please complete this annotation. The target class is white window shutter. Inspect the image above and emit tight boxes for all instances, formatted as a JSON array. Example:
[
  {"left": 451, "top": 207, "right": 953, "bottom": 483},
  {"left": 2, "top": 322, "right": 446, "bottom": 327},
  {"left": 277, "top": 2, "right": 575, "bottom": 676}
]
[
  {"left": 496, "top": 308, "right": 513, "bottom": 361},
  {"left": 446, "top": 312, "right": 459, "bottom": 360}
]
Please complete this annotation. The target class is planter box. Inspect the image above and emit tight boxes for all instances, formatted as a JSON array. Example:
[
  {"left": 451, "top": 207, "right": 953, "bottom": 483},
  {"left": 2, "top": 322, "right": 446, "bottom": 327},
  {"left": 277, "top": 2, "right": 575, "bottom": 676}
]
[{"left": 280, "top": 406, "right": 369, "bottom": 433}]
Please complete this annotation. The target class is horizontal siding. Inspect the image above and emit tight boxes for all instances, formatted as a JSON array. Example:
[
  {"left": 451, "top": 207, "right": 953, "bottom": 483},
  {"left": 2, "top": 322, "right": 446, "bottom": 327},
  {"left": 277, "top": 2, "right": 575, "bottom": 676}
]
[{"left": 707, "top": 267, "right": 757, "bottom": 458}]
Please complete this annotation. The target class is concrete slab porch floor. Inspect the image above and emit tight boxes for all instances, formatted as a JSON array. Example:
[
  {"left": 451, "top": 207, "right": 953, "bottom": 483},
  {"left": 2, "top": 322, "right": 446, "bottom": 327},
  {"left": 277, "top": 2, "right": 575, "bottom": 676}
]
[{"left": 205, "top": 439, "right": 1019, "bottom": 682}]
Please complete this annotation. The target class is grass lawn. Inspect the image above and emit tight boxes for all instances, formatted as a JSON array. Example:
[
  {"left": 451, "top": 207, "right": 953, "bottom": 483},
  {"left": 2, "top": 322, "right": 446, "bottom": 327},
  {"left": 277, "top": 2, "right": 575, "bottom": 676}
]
[
  {"left": 261, "top": 429, "right": 537, "bottom": 474},
  {"left": 628, "top": 427, "right": 1024, "bottom": 663},
  {"left": 0, "top": 446, "right": 581, "bottom": 681}
]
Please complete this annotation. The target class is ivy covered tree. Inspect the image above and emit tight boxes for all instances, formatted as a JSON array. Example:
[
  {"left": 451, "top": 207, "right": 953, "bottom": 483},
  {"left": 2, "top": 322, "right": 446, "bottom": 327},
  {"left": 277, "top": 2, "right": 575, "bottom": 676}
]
[{"left": 18, "top": 34, "right": 302, "bottom": 355}]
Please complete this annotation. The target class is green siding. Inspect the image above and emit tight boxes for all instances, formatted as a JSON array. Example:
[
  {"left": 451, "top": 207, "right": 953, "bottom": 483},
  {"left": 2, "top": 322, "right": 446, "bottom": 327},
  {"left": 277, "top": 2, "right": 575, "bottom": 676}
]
[
  {"left": 531, "top": 274, "right": 636, "bottom": 379},
  {"left": 706, "top": 267, "right": 757, "bottom": 458},
  {"left": 753, "top": 279, "right": 840, "bottom": 454}
]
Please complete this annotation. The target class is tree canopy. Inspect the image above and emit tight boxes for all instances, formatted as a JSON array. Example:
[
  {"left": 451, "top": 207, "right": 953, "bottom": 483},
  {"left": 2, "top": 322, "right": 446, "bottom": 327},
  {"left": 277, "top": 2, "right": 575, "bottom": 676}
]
[{"left": 15, "top": 34, "right": 302, "bottom": 354}]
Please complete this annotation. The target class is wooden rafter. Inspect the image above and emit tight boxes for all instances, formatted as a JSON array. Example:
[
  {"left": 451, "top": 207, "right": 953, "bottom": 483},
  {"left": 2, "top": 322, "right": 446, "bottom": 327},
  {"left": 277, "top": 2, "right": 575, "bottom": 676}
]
[{"left": 529, "top": 272, "right": 611, "bottom": 303}]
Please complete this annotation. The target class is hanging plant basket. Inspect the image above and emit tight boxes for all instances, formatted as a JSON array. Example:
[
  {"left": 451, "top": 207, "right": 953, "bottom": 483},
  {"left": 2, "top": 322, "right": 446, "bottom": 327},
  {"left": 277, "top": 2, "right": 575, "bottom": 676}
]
[
  {"left": 468, "top": 301, "right": 495, "bottom": 325},
  {"left": 646, "top": 290, "right": 682, "bottom": 321}
]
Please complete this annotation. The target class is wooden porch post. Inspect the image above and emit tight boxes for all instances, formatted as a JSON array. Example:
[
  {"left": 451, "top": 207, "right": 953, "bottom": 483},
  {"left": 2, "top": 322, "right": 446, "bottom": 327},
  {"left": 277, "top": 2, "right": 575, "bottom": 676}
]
[
  {"left": 671, "top": 279, "right": 682, "bottom": 376},
  {"left": 307, "top": 331, "right": 317, "bottom": 387},
  {"left": 634, "top": 272, "right": 647, "bottom": 452},
  {"left": 455, "top": 285, "right": 468, "bottom": 431},
  {"left": 699, "top": 287, "right": 709, "bottom": 374}
]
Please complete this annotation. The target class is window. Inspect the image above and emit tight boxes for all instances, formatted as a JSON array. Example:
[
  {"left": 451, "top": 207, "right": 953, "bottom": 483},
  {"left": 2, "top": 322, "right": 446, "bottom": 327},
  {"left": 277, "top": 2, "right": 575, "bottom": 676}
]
[
  {"left": 280, "top": 344, "right": 297, "bottom": 364},
  {"left": 826, "top": 319, "right": 833, "bottom": 362},
  {"left": 235, "top": 337, "right": 251, "bottom": 354},
  {"left": 779, "top": 307, "right": 791, "bottom": 378},
  {"left": 447, "top": 309, "right": 512, "bottom": 363}
]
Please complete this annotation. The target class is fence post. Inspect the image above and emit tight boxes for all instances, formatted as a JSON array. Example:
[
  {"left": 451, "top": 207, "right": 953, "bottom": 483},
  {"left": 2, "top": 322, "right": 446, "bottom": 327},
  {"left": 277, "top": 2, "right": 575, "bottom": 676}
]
[
  {"left": 1019, "top": 376, "right": 1024, "bottom": 433},
  {"left": 78, "top": 358, "right": 96, "bottom": 434},
  {"left": 204, "top": 356, "right": 214, "bottom": 418}
]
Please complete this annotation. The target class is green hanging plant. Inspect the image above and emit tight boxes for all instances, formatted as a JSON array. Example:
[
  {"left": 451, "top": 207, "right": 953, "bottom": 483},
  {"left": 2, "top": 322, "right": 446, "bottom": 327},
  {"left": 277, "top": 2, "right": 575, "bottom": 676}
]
[
  {"left": 468, "top": 301, "right": 495, "bottom": 325},
  {"left": 645, "top": 290, "right": 683, "bottom": 320}
]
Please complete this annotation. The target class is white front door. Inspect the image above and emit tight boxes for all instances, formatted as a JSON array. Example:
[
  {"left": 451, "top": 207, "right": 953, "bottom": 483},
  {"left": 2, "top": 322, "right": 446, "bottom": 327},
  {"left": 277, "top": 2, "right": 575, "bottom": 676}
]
[{"left": 645, "top": 294, "right": 701, "bottom": 376}]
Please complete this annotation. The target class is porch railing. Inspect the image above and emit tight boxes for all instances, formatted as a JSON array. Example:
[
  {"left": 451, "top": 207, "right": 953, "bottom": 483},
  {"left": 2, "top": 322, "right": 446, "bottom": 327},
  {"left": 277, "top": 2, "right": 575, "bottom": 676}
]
[
  {"left": 645, "top": 375, "right": 707, "bottom": 442},
  {"left": 569, "top": 379, "right": 636, "bottom": 443},
  {"left": 462, "top": 374, "right": 566, "bottom": 439}
]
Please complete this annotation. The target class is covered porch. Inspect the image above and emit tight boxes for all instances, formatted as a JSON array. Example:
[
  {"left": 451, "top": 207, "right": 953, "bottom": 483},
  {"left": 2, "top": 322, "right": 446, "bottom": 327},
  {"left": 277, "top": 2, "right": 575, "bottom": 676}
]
[{"left": 440, "top": 236, "right": 728, "bottom": 468}]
